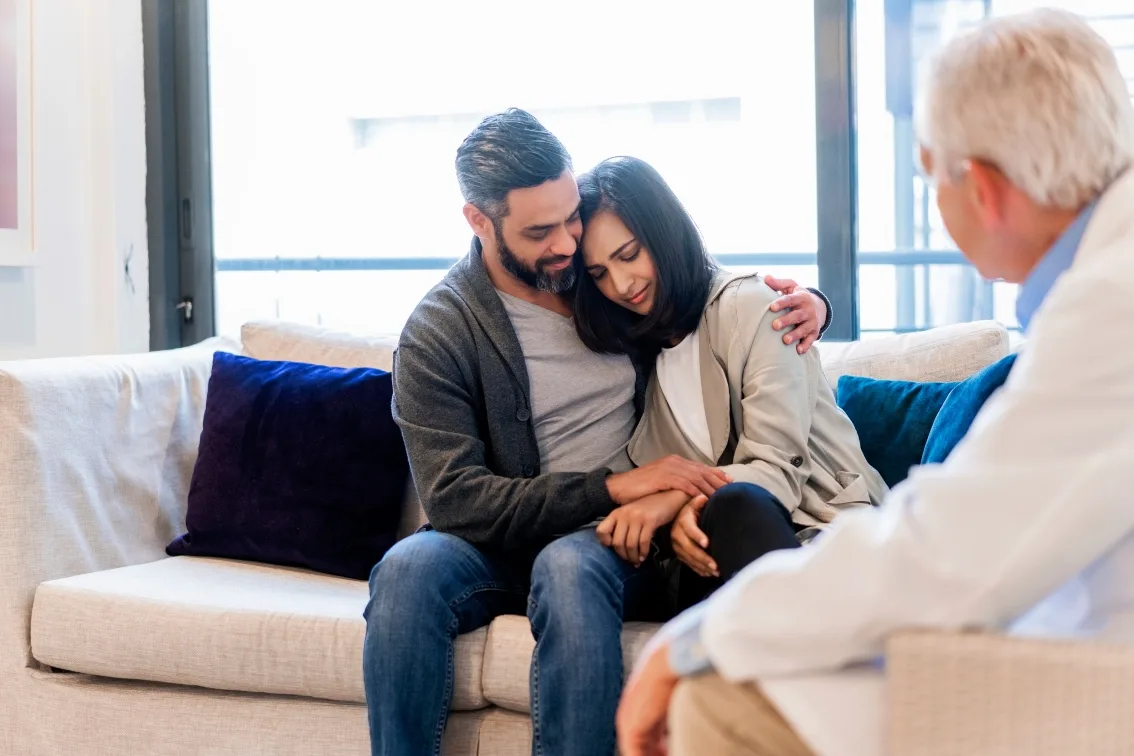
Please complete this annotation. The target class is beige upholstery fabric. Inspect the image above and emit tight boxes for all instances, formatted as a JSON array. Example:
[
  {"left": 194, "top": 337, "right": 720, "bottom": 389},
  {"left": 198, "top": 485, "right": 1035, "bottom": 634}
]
[
  {"left": 397, "top": 484, "right": 430, "bottom": 541},
  {"left": 476, "top": 709, "right": 535, "bottom": 756},
  {"left": 241, "top": 320, "right": 399, "bottom": 371},
  {"left": 481, "top": 615, "right": 661, "bottom": 713},
  {"left": 31, "top": 556, "right": 488, "bottom": 710},
  {"left": 818, "top": 320, "right": 1010, "bottom": 385},
  {"left": 889, "top": 631, "right": 1134, "bottom": 756},
  {"left": 12, "top": 669, "right": 488, "bottom": 756}
]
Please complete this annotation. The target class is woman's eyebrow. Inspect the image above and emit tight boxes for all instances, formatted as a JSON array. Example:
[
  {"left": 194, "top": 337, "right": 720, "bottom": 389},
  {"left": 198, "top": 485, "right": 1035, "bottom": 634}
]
[{"left": 607, "top": 238, "right": 636, "bottom": 261}]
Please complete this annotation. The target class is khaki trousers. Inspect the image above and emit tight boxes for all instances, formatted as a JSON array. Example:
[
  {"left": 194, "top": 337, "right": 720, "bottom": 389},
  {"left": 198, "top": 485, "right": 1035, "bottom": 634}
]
[{"left": 668, "top": 673, "right": 815, "bottom": 756}]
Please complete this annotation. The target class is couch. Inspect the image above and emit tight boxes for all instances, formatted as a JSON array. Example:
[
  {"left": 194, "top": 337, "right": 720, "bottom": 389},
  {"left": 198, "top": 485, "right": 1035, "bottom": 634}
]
[{"left": 2, "top": 318, "right": 1130, "bottom": 756}]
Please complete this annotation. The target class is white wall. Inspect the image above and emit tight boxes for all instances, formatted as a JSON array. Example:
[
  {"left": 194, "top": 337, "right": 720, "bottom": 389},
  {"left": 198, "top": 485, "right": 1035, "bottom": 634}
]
[{"left": 0, "top": 0, "right": 148, "bottom": 361}]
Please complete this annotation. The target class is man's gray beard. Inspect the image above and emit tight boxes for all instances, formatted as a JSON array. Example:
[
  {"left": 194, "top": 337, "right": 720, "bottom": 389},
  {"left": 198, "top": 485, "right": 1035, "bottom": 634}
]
[{"left": 497, "top": 234, "right": 577, "bottom": 295}]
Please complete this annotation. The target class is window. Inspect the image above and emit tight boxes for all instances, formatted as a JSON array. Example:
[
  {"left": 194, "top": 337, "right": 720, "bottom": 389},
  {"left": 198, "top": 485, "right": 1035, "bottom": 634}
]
[
  {"left": 148, "top": 1, "right": 1133, "bottom": 347},
  {"left": 855, "top": 0, "right": 1134, "bottom": 336},
  {"left": 206, "top": 1, "right": 820, "bottom": 337}
]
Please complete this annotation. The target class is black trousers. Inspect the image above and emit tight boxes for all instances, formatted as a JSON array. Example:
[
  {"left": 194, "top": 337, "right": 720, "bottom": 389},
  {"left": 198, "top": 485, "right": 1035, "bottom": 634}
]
[{"left": 674, "top": 482, "right": 801, "bottom": 612}]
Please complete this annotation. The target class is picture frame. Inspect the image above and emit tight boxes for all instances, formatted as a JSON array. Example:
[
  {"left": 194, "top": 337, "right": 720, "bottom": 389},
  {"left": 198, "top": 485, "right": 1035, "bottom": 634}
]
[{"left": 0, "top": 0, "right": 33, "bottom": 266}]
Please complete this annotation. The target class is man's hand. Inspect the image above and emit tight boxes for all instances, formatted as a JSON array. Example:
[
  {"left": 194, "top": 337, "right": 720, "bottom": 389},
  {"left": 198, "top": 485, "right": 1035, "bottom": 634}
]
[
  {"left": 617, "top": 638, "right": 680, "bottom": 756},
  {"left": 598, "top": 490, "right": 689, "bottom": 565},
  {"left": 670, "top": 495, "right": 718, "bottom": 578},
  {"left": 764, "top": 274, "right": 826, "bottom": 355},
  {"left": 606, "top": 455, "right": 731, "bottom": 506}
]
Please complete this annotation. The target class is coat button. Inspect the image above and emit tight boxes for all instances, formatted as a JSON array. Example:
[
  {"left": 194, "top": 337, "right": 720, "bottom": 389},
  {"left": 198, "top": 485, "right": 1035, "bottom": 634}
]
[
  {"left": 523, "top": 465, "right": 534, "bottom": 476},
  {"left": 516, "top": 407, "right": 531, "bottom": 422},
  {"left": 791, "top": 456, "right": 804, "bottom": 468}
]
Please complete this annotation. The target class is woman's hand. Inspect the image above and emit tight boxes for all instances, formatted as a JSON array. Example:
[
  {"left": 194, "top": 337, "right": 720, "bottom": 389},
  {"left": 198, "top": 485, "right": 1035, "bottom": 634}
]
[
  {"left": 670, "top": 495, "right": 719, "bottom": 577},
  {"left": 606, "top": 454, "right": 731, "bottom": 505},
  {"left": 763, "top": 274, "right": 826, "bottom": 355},
  {"left": 598, "top": 490, "right": 689, "bottom": 566}
]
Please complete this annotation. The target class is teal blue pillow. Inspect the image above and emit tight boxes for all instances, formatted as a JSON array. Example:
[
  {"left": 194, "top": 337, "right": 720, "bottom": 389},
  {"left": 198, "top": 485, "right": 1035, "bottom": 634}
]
[
  {"left": 922, "top": 354, "right": 1018, "bottom": 465},
  {"left": 836, "top": 376, "right": 957, "bottom": 488}
]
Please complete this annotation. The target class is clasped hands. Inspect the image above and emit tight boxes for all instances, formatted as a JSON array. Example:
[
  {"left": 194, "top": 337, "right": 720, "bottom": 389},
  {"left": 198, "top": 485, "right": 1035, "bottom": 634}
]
[{"left": 600, "top": 454, "right": 729, "bottom": 573}]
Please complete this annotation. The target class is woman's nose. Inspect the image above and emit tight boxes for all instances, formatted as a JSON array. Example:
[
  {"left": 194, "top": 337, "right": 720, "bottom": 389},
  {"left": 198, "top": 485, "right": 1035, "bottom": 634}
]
[{"left": 610, "top": 268, "right": 634, "bottom": 296}]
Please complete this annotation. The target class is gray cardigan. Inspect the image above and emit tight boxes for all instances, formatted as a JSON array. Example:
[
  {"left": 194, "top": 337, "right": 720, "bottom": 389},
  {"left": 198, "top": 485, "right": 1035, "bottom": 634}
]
[{"left": 391, "top": 239, "right": 646, "bottom": 554}]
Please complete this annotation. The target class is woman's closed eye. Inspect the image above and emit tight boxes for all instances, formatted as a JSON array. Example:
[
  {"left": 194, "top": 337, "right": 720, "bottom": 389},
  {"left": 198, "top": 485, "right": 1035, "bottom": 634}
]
[{"left": 588, "top": 245, "right": 640, "bottom": 279}]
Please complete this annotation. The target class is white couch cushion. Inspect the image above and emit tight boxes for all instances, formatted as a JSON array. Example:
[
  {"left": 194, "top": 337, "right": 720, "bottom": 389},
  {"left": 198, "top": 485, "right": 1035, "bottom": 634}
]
[
  {"left": 817, "top": 320, "right": 1011, "bottom": 385},
  {"left": 241, "top": 320, "right": 399, "bottom": 372},
  {"left": 30, "top": 556, "right": 488, "bottom": 711},
  {"left": 480, "top": 614, "right": 661, "bottom": 714}
]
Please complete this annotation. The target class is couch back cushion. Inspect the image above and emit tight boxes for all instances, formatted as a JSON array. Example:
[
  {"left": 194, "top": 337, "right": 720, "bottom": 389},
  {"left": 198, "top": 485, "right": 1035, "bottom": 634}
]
[
  {"left": 167, "top": 353, "right": 409, "bottom": 579},
  {"left": 240, "top": 321, "right": 426, "bottom": 540},
  {"left": 817, "top": 320, "right": 1011, "bottom": 384},
  {"left": 242, "top": 321, "right": 399, "bottom": 371}
]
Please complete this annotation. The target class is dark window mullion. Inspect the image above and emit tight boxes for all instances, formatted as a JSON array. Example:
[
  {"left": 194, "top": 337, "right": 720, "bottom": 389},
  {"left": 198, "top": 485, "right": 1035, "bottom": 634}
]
[{"left": 814, "top": 0, "right": 859, "bottom": 341}]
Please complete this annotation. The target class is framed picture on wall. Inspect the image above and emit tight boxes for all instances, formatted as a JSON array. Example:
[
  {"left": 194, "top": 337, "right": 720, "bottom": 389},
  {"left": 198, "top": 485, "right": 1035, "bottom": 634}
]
[{"left": 0, "top": 0, "right": 31, "bottom": 266}]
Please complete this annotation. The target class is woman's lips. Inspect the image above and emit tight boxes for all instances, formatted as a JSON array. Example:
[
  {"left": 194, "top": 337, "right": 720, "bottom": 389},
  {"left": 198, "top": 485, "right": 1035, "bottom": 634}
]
[{"left": 627, "top": 285, "right": 649, "bottom": 306}]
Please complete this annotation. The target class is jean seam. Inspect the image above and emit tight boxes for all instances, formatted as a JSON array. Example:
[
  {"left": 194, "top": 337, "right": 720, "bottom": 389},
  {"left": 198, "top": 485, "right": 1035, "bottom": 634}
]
[
  {"left": 531, "top": 652, "right": 543, "bottom": 756},
  {"left": 431, "top": 616, "right": 457, "bottom": 756}
]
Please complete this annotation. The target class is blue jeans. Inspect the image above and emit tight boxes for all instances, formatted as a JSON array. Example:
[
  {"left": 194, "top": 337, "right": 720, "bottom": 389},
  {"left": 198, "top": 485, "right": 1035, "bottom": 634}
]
[{"left": 363, "top": 528, "right": 665, "bottom": 756}]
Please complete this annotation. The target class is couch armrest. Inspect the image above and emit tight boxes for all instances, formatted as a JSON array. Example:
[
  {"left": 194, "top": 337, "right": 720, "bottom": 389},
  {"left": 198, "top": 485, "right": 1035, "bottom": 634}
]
[
  {"left": 0, "top": 337, "right": 237, "bottom": 670},
  {"left": 888, "top": 630, "right": 1134, "bottom": 755}
]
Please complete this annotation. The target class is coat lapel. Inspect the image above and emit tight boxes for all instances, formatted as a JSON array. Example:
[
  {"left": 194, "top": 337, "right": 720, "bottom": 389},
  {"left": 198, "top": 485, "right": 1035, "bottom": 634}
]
[
  {"left": 698, "top": 270, "right": 762, "bottom": 461},
  {"left": 698, "top": 318, "right": 732, "bottom": 462}
]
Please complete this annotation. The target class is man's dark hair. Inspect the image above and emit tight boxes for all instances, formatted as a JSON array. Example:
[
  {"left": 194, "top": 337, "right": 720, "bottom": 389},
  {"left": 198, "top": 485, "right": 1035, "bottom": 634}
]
[
  {"left": 573, "top": 156, "right": 718, "bottom": 358},
  {"left": 455, "top": 108, "right": 573, "bottom": 222}
]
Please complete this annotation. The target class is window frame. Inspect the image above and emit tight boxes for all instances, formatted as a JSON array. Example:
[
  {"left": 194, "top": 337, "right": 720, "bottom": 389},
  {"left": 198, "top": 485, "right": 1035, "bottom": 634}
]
[{"left": 146, "top": 0, "right": 862, "bottom": 346}]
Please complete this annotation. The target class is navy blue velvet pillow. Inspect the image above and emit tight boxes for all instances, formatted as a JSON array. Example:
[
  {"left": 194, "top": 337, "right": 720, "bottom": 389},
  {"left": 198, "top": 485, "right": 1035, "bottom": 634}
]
[
  {"left": 836, "top": 376, "right": 957, "bottom": 488},
  {"left": 922, "top": 354, "right": 1018, "bottom": 465},
  {"left": 167, "top": 352, "right": 409, "bottom": 579}
]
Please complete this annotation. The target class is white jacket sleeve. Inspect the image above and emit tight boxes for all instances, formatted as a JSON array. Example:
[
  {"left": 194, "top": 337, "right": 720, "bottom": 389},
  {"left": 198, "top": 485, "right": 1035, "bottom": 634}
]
[{"left": 700, "top": 261, "right": 1134, "bottom": 681}]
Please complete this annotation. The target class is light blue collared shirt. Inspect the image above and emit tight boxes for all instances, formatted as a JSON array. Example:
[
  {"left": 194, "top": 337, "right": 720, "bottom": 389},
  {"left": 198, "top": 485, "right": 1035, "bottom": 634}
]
[
  {"left": 666, "top": 604, "right": 713, "bottom": 676},
  {"left": 1015, "top": 201, "right": 1098, "bottom": 331}
]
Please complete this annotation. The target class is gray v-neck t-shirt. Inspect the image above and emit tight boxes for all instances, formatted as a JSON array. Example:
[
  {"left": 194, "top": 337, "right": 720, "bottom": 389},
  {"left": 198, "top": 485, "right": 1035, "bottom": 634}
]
[{"left": 497, "top": 290, "right": 636, "bottom": 475}]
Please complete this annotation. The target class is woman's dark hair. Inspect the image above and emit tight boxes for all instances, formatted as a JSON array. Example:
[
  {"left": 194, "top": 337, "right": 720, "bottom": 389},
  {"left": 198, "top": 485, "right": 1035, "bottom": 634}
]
[{"left": 574, "top": 156, "right": 718, "bottom": 357}]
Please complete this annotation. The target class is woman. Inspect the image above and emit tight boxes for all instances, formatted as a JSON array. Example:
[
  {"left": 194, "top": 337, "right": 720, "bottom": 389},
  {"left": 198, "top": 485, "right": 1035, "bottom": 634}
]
[{"left": 576, "top": 156, "right": 886, "bottom": 610}]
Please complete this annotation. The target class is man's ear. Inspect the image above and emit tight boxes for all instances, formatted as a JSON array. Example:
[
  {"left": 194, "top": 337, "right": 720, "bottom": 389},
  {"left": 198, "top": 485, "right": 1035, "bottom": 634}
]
[
  {"left": 463, "top": 203, "right": 495, "bottom": 239},
  {"left": 965, "top": 159, "right": 1012, "bottom": 230}
]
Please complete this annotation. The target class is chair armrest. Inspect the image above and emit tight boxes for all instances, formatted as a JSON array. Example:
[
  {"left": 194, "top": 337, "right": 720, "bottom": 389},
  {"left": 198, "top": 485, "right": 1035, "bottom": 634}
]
[
  {"left": 0, "top": 337, "right": 236, "bottom": 669},
  {"left": 888, "top": 630, "right": 1134, "bottom": 755}
]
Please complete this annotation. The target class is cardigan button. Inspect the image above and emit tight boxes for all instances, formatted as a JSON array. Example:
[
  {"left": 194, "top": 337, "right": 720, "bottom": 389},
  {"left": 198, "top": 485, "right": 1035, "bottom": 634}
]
[
  {"left": 790, "top": 456, "right": 804, "bottom": 468},
  {"left": 522, "top": 465, "right": 534, "bottom": 477},
  {"left": 516, "top": 407, "right": 531, "bottom": 422}
]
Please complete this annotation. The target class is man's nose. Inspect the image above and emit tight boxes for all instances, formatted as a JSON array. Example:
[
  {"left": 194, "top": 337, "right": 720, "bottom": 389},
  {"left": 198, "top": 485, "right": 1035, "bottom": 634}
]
[{"left": 548, "top": 226, "right": 577, "bottom": 257}]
